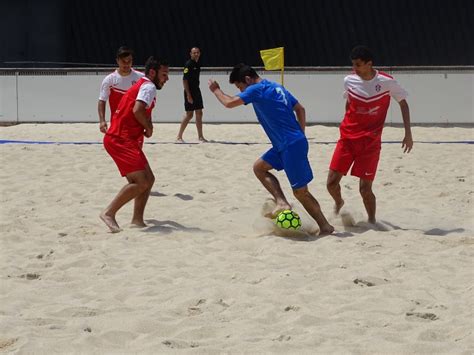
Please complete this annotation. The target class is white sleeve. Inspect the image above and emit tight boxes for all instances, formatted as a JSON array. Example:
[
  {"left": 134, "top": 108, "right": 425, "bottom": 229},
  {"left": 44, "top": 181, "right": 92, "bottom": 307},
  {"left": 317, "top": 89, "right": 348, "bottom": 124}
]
[
  {"left": 98, "top": 75, "right": 111, "bottom": 101},
  {"left": 136, "top": 82, "right": 156, "bottom": 107},
  {"left": 343, "top": 76, "right": 349, "bottom": 100},
  {"left": 389, "top": 79, "right": 408, "bottom": 102}
]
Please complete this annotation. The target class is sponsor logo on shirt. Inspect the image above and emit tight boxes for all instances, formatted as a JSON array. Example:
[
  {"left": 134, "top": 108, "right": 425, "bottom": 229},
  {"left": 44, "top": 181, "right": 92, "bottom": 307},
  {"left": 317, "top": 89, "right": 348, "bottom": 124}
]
[
  {"left": 375, "top": 84, "right": 381, "bottom": 92},
  {"left": 356, "top": 106, "right": 380, "bottom": 116}
]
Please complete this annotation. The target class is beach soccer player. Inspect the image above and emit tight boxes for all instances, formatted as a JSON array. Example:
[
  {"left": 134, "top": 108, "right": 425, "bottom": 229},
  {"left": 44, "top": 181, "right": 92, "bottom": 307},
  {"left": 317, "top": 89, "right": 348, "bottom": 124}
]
[
  {"left": 327, "top": 46, "right": 413, "bottom": 223},
  {"left": 100, "top": 57, "right": 169, "bottom": 233},
  {"left": 208, "top": 63, "right": 334, "bottom": 235},
  {"left": 98, "top": 46, "right": 144, "bottom": 134}
]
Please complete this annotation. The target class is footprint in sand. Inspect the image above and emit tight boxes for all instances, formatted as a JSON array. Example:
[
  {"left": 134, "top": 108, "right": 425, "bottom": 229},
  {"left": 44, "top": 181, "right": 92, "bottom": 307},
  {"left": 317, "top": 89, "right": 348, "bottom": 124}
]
[
  {"left": 0, "top": 338, "right": 18, "bottom": 351},
  {"left": 406, "top": 312, "right": 438, "bottom": 321}
]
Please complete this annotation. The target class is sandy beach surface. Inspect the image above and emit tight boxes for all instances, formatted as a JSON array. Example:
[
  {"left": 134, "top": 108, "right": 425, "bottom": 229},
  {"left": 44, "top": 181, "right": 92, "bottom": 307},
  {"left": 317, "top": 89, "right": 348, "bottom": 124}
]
[{"left": 1, "top": 123, "right": 473, "bottom": 354}]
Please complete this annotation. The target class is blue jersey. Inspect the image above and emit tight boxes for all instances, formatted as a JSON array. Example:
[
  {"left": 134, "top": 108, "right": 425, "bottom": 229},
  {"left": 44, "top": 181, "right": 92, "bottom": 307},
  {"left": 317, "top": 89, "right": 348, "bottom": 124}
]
[{"left": 238, "top": 79, "right": 305, "bottom": 152}]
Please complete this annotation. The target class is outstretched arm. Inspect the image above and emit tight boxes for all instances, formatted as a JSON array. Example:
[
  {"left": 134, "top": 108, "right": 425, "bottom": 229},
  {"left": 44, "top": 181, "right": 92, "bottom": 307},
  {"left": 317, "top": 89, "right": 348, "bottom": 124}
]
[
  {"left": 293, "top": 103, "right": 306, "bottom": 133},
  {"left": 208, "top": 79, "right": 244, "bottom": 108},
  {"left": 399, "top": 99, "right": 413, "bottom": 153}
]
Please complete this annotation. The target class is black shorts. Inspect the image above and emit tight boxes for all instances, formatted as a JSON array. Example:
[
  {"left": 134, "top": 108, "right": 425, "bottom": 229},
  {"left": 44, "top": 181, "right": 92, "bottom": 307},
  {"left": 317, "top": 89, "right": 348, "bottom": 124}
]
[{"left": 184, "top": 88, "right": 204, "bottom": 111}]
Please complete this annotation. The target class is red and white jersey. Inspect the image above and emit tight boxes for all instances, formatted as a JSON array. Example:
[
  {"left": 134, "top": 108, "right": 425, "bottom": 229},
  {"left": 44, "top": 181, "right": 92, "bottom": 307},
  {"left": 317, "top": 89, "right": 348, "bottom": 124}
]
[
  {"left": 99, "top": 68, "right": 144, "bottom": 119},
  {"left": 107, "top": 77, "right": 156, "bottom": 141},
  {"left": 340, "top": 70, "right": 408, "bottom": 140}
]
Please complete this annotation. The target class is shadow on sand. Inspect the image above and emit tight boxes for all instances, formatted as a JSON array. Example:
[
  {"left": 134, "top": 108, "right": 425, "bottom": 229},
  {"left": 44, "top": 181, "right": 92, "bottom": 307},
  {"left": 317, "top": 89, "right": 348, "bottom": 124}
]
[{"left": 143, "top": 219, "right": 210, "bottom": 234}]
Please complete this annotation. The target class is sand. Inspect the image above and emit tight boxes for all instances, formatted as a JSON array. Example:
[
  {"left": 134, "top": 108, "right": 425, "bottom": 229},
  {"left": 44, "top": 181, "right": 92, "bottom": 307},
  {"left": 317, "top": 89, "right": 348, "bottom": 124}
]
[{"left": 0, "top": 123, "right": 473, "bottom": 354}]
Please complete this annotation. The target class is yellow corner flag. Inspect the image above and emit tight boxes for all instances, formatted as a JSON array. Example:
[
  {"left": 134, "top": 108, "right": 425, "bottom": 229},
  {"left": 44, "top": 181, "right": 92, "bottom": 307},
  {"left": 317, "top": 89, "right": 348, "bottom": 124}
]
[
  {"left": 260, "top": 47, "right": 285, "bottom": 85},
  {"left": 260, "top": 47, "right": 284, "bottom": 70}
]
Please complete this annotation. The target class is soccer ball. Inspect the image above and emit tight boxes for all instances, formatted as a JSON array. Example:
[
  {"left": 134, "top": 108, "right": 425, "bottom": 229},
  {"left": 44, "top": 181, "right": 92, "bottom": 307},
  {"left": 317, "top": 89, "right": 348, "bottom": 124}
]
[{"left": 276, "top": 210, "right": 301, "bottom": 230}]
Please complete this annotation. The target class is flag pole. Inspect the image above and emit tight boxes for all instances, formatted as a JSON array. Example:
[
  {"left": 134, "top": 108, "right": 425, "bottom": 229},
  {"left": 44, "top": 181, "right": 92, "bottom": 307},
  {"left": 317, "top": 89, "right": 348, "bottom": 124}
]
[{"left": 281, "top": 49, "right": 285, "bottom": 86}]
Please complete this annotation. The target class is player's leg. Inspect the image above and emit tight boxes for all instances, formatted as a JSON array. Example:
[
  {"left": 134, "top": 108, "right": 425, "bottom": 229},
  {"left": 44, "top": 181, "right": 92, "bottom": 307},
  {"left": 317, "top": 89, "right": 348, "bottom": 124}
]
[
  {"left": 176, "top": 111, "right": 194, "bottom": 142},
  {"left": 327, "top": 139, "right": 353, "bottom": 214},
  {"left": 101, "top": 169, "right": 153, "bottom": 232},
  {"left": 253, "top": 157, "right": 291, "bottom": 217},
  {"left": 351, "top": 138, "right": 380, "bottom": 224},
  {"left": 195, "top": 109, "right": 207, "bottom": 142},
  {"left": 281, "top": 139, "right": 334, "bottom": 234},
  {"left": 293, "top": 186, "right": 334, "bottom": 235},
  {"left": 327, "top": 169, "right": 344, "bottom": 214},
  {"left": 359, "top": 178, "right": 376, "bottom": 223},
  {"left": 131, "top": 164, "right": 155, "bottom": 227}
]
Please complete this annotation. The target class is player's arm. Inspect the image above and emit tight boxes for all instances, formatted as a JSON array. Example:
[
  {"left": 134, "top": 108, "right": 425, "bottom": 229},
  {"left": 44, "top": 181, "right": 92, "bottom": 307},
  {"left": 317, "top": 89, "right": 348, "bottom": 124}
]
[
  {"left": 133, "top": 100, "right": 153, "bottom": 138},
  {"left": 183, "top": 79, "right": 193, "bottom": 103},
  {"left": 399, "top": 99, "right": 413, "bottom": 153},
  {"left": 98, "top": 100, "right": 107, "bottom": 133},
  {"left": 293, "top": 103, "right": 306, "bottom": 133},
  {"left": 208, "top": 79, "right": 244, "bottom": 108},
  {"left": 98, "top": 76, "right": 111, "bottom": 133}
]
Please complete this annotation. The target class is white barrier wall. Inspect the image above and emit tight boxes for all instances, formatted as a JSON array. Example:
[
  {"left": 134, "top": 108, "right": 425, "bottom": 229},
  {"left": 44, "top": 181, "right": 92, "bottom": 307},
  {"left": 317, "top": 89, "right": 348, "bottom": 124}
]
[{"left": 0, "top": 70, "right": 472, "bottom": 124}]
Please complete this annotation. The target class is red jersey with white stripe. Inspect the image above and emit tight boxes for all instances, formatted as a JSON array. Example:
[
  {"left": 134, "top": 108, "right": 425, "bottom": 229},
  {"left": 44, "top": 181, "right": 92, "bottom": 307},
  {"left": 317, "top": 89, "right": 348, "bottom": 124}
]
[
  {"left": 106, "top": 77, "right": 156, "bottom": 141},
  {"left": 99, "top": 68, "right": 144, "bottom": 119},
  {"left": 340, "top": 70, "right": 408, "bottom": 140}
]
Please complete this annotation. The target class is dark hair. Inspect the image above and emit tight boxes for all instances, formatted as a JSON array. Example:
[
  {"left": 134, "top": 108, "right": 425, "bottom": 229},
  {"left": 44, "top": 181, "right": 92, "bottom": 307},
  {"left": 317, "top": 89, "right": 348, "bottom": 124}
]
[
  {"left": 116, "top": 46, "right": 134, "bottom": 59},
  {"left": 350, "top": 45, "right": 374, "bottom": 63},
  {"left": 229, "top": 63, "right": 259, "bottom": 84},
  {"left": 144, "top": 56, "right": 169, "bottom": 75}
]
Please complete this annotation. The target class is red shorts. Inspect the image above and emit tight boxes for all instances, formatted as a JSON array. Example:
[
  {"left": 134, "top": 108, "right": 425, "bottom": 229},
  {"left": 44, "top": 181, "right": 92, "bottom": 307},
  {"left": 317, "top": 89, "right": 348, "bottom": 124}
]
[
  {"left": 103, "top": 134, "right": 148, "bottom": 176},
  {"left": 329, "top": 136, "right": 381, "bottom": 180}
]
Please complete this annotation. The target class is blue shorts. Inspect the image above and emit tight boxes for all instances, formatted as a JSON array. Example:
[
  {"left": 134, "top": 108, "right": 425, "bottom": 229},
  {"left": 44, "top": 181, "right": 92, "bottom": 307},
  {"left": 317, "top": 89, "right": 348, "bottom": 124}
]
[{"left": 262, "top": 138, "right": 313, "bottom": 189}]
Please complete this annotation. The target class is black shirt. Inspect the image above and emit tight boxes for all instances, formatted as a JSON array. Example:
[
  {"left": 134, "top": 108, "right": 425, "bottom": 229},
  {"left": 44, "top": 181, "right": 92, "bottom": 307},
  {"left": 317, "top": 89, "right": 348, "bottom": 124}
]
[{"left": 183, "top": 59, "right": 200, "bottom": 89}]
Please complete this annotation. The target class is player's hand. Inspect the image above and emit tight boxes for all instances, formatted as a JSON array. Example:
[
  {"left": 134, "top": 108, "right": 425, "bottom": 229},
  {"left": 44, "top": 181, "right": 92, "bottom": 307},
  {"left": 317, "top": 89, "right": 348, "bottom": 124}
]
[
  {"left": 208, "top": 79, "right": 220, "bottom": 92},
  {"left": 402, "top": 135, "right": 413, "bottom": 153},
  {"left": 99, "top": 121, "right": 108, "bottom": 133},
  {"left": 144, "top": 125, "right": 153, "bottom": 138},
  {"left": 186, "top": 93, "right": 193, "bottom": 104}
]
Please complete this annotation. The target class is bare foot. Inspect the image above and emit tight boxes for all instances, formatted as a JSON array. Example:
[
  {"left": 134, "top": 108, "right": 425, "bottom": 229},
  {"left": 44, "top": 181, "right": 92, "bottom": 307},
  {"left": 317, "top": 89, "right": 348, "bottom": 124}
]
[
  {"left": 319, "top": 224, "right": 335, "bottom": 236},
  {"left": 264, "top": 203, "right": 292, "bottom": 219},
  {"left": 199, "top": 137, "right": 208, "bottom": 143},
  {"left": 334, "top": 199, "right": 345, "bottom": 214},
  {"left": 100, "top": 213, "right": 122, "bottom": 233},
  {"left": 175, "top": 138, "right": 185, "bottom": 144},
  {"left": 130, "top": 220, "right": 147, "bottom": 228}
]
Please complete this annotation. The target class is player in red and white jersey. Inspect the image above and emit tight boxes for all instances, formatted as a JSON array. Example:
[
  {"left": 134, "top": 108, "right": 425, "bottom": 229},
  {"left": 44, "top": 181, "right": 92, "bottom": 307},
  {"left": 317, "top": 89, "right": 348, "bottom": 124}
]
[
  {"left": 98, "top": 46, "right": 144, "bottom": 133},
  {"left": 100, "top": 57, "right": 169, "bottom": 233},
  {"left": 327, "top": 46, "right": 413, "bottom": 224}
]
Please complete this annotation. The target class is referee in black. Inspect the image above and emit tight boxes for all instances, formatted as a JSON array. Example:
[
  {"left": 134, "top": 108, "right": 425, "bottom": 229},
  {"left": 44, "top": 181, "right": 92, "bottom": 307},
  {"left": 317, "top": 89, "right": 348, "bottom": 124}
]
[{"left": 176, "top": 47, "right": 207, "bottom": 143}]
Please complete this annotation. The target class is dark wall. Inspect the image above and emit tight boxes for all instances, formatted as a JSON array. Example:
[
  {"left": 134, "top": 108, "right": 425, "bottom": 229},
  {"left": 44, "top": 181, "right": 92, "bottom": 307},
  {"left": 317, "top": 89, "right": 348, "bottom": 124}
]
[
  {"left": 1, "top": 0, "right": 473, "bottom": 67},
  {"left": 1, "top": 0, "right": 66, "bottom": 66}
]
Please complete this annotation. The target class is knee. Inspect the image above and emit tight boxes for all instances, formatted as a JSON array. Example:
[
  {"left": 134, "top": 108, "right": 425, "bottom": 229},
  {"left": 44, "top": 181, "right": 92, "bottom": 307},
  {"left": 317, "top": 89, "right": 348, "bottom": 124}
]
[
  {"left": 359, "top": 184, "right": 373, "bottom": 199},
  {"left": 293, "top": 187, "right": 309, "bottom": 200},
  {"left": 149, "top": 174, "right": 155, "bottom": 188},
  {"left": 140, "top": 175, "right": 155, "bottom": 192},
  {"left": 253, "top": 161, "right": 264, "bottom": 177}
]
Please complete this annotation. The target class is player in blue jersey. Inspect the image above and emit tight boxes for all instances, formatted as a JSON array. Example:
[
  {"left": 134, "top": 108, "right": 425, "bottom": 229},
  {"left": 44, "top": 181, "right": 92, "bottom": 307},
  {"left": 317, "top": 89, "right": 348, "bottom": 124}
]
[{"left": 208, "top": 63, "right": 334, "bottom": 235}]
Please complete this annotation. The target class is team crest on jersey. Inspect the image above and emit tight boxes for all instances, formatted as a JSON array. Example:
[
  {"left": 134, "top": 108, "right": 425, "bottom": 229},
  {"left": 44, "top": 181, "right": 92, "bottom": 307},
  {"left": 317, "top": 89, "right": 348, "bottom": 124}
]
[
  {"left": 375, "top": 84, "right": 381, "bottom": 92},
  {"left": 132, "top": 80, "right": 137, "bottom": 85},
  {"left": 184, "top": 68, "right": 189, "bottom": 74}
]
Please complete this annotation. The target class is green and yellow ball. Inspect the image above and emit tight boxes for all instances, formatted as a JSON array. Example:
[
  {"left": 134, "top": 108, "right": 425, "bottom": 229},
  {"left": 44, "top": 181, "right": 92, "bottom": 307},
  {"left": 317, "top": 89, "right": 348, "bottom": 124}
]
[{"left": 276, "top": 210, "right": 301, "bottom": 230}]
